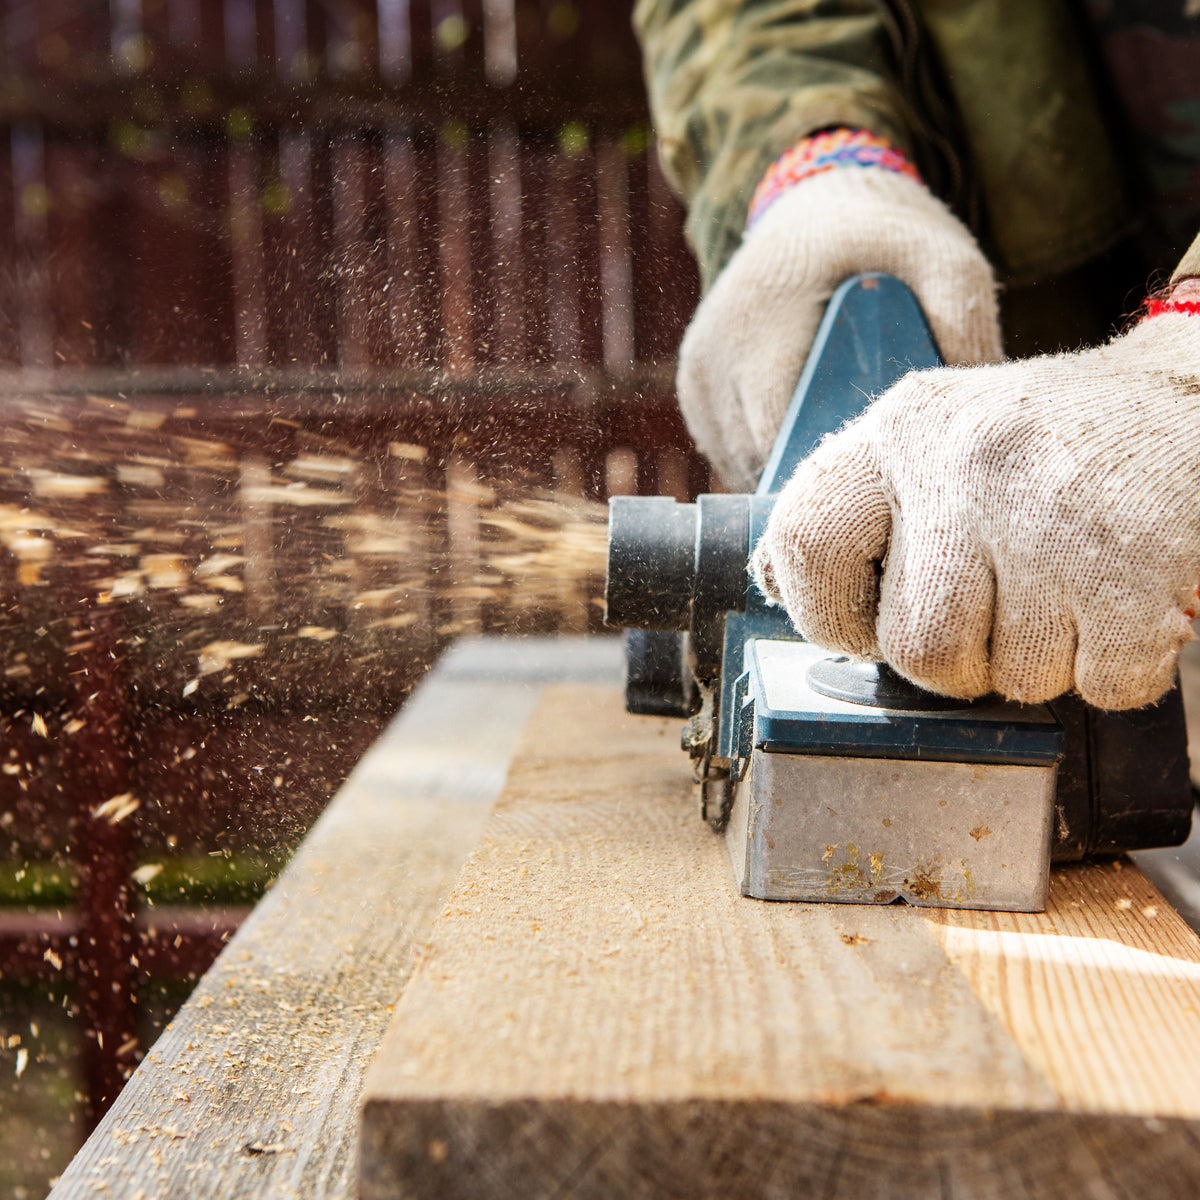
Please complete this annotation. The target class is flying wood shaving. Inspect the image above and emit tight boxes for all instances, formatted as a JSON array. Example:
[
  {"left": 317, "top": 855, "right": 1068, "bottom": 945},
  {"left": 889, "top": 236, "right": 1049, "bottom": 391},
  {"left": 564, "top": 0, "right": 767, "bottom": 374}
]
[
  {"left": 368, "top": 613, "right": 420, "bottom": 630},
  {"left": 107, "top": 572, "right": 145, "bottom": 598},
  {"left": 0, "top": 428, "right": 621, "bottom": 651},
  {"left": 297, "top": 626, "right": 338, "bottom": 641},
  {"left": 199, "top": 641, "right": 264, "bottom": 676},
  {"left": 181, "top": 593, "right": 223, "bottom": 610},
  {"left": 240, "top": 482, "right": 352, "bottom": 507},
  {"left": 285, "top": 453, "right": 358, "bottom": 480},
  {"left": 116, "top": 464, "right": 166, "bottom": 488},
  {"left": 94, "top": 793, "right": 140, "bottom": 824},
  {"left": 27, "top": 470, "right": 109, "bottom": 498},
  {"left": 143, "top": 553, "right": 188, "bottom": 589},
  {"left": 175, "top": 435, "right": 237, "bottom": 468},
  {"left": 0, "top": 505, "right": 57, "bottom": 533},
  {"left": 352, "top": 586, "right": 407, "bottom": 608},
  {"left": 0, "top": 503, "right": 61, "bottom": 584},
  {"left": 124, "top": 409, "right": 166, "bottom": 431},
  {"left": 193, "top": 553, "right": 245, "bottom": 578},
  {"left": 131, "top": 863, "right": 163, "bottom": 885},
  {"left": 202, "top": 575, "right": 244, "bottom": 593}
]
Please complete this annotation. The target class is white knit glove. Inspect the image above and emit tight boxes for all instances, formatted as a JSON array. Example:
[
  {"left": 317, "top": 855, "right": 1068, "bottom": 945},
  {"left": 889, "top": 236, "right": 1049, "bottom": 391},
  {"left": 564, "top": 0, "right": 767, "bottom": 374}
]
[
  {"left": 680, "top": 166, "right": 1003, "bottom": 490},
  {"left": 751, "top": 311, "right": 1200, "bottom": 711}
]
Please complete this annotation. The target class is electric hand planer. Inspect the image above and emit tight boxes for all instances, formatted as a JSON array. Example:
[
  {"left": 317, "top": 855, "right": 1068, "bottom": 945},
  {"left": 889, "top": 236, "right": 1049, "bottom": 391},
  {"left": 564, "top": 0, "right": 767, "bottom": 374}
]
[{"left": 604, "top": 273, "right": 1192, "bottom": 913}]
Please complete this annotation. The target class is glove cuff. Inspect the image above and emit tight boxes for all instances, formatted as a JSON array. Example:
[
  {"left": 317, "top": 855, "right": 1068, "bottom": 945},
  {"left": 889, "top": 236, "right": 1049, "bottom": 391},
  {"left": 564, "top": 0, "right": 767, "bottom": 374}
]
[{"left": 747, "top": 129, "right": 923, "bottom": 230}]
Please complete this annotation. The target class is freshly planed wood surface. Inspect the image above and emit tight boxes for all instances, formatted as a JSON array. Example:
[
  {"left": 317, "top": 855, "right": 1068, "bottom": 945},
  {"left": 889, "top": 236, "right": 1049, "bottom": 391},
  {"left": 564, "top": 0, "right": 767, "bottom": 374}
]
[
  {"left": 48, "top": 636, "right": 622, "bottom": 1200},
  {"left": 361, "top": 684, "right": 1200, "bottom": 1200}
]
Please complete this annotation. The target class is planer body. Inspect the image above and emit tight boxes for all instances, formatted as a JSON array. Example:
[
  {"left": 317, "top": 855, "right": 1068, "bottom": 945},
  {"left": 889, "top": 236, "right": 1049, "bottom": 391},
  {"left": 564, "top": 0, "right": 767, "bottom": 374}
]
[{"left": 604, "top": 274, "right": 1192, "bottom": 912}]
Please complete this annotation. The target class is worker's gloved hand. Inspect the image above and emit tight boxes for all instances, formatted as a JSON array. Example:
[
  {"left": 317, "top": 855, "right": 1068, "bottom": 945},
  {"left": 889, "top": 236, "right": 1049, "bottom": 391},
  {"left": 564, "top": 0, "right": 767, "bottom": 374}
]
[
  {"left": 751, "top": 307, "right": 1200, "bottom": 710},
  {"left": 679, "top": 131, "right": 1003, "bottom": 491}
]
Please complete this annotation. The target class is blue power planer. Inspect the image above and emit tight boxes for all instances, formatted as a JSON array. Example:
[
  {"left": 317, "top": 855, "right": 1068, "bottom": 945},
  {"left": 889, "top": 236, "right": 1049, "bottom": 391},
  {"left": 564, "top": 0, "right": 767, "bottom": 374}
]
[{"left": 605, "top": 273, "right": 1192, "bottom": 912}]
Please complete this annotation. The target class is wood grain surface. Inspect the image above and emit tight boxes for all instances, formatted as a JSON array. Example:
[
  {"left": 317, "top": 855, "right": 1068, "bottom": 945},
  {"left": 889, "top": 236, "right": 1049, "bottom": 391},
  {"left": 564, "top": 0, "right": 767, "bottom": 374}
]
[
  {"left": 361, "top": 684, "right": 1200, "bottom": 1200},
  {"left": 48, "top": 636, "right": 622, "bottom": 1200}
]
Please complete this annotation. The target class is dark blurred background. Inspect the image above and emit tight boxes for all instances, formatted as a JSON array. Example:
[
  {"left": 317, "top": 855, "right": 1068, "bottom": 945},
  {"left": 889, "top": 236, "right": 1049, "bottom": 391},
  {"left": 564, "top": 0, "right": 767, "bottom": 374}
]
[{"left": 0, "top": 3, "right": 705, "bottom": 1194}]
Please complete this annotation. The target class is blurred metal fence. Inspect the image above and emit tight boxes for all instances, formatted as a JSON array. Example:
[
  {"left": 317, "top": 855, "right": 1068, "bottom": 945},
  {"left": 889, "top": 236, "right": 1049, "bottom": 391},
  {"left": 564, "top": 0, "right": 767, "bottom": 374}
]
[{"left": 0, "top": 0, "right": 702, "bottom": 1126}]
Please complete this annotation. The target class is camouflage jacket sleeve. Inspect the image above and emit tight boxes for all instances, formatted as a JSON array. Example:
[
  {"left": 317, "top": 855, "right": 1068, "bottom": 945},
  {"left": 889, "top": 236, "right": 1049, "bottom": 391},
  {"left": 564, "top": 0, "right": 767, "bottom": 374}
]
[{"left": 633, "top": 0, "right": 921, "bottom": 290}]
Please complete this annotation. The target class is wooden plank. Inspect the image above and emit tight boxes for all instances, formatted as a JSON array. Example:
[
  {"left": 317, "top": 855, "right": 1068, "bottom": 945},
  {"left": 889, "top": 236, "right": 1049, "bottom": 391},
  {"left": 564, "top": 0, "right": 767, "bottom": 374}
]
[
  {"left": 48, "top": 635, "right": 622, "bottom": 1200},
  {"left": 361, "top": 684, "right": 1200, "bottom": 1200}
]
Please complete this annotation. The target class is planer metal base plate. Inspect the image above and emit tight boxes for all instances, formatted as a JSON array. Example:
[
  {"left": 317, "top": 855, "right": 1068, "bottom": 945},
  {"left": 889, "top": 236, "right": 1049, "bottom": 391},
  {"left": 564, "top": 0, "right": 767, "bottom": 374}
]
[
  {"left": 727, "top": 640, "right": 1060, "bottom": 910},
  {"left": 727, "top": 749, "right": 1056, "bottom": 909}
]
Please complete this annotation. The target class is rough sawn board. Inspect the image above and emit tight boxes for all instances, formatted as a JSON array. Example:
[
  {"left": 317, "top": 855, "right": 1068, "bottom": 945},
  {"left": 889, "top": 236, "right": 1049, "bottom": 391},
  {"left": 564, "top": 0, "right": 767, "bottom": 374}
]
[
  {"left": 47, "top": 637, "right": 622, "bottom": 1200},
  {"left": 361, "top": 684, "right": 1200, "bottom": 1200}
]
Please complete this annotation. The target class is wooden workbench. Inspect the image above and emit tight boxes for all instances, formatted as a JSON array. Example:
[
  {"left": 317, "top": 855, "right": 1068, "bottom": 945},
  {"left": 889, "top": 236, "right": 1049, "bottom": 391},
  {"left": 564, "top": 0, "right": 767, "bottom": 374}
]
[
  {"left": 47, "top": 636, "right": 1200, "bottom": 1198},
  {"left": 360, "top": 674, "right": 1200, "bottom": 1200}
]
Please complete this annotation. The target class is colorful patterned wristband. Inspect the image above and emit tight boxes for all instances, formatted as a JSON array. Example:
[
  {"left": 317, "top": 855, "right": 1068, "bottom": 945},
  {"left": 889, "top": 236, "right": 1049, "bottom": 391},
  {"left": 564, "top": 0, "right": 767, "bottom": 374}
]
[{"left": 746, "top": 128, "right": 923, "bottom": 230}]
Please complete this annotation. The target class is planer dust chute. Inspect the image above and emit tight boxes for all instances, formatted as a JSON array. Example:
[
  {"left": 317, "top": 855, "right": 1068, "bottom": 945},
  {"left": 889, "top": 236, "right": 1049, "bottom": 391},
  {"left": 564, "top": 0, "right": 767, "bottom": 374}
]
[{"left": 604, "top": 273, "right": 1193, "bottom": 913}]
